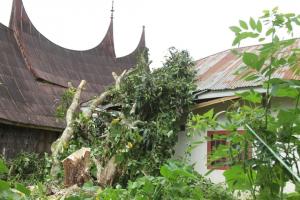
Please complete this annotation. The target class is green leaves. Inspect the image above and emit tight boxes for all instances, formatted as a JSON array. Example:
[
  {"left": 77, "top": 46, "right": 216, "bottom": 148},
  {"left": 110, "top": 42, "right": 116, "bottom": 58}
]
[
  {"left": 100, "top": 161, "right": 235, "bottom": 200},
  {"left": 0, "top": 180, "right": 31, "bottom": 200},
  {"left": 187, "top": 109, "right": 217, "bottom": 136},
  {"left": 266, "top": 28, "right": 275, "bottom": 36},
  {"left": 229, "top": 26, "right": 241, "bottom": 33},
  {"left": 220, "top": 8, "right": 300, "bottom": 200},
  {"left": 269, "top": 79, "right": 300, "bottom": 98},
  {"left": 0, "top": 159, "right": 8, "bottom": 174},
  {"left": 231, "top": 17, "right": 264, "bottom": 46},
  {"left": 242, "top": 52, "right": 264, "bottom": 70},
  {"left": 256, "top": 20, "right": 262, "bottom": 32},
  {"left": 271, "top": 85, "right": 299, "bottom": 98},
  {"left": 236, "top": 89, "right": 262, "bottom": 103},
  {"left": 15, "top": 183, "right": 31, "bottom": 196},
  {"left": 239, "top": 20, "right": 248, "bottom": 30},
  {"left": 232, "top": 32, "right": 259, "bottom": 46},
  {"left": 65, "top": 48, "right": 197, "bottom": 187},
  {"left": 243, "top": 52, "right": 258, "bottom": 68},
  {"left": 249, "top": 17, "right": 256, "bottom": 30},
  {"left": 223, "top": 165, "right": 255, "bottom": 191},
  {"left": 0, "top": 180, "right": 10, "bottom": 191},
  {"left": 249, "top": 18, "right": 262, "bottom": 32}
]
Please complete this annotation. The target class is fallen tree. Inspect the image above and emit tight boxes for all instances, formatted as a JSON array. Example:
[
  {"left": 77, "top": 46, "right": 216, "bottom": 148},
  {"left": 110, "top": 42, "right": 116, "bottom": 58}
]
[{"left": 50, "top": 48, "right": 196, "bottom": 188}]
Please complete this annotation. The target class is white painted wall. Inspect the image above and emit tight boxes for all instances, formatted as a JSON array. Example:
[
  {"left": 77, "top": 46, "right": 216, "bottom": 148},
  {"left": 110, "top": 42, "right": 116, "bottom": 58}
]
[{"left": 174, "top": 112, "right": 227, "bottom": 183}]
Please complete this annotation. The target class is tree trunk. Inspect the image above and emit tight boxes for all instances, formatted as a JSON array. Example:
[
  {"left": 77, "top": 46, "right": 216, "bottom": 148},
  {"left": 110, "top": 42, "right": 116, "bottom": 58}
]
[
  {"left": 62, "top": 147, "right": 91, "bottom": 187},
  {"left": 98, "top": 156, "right": 118, "bottom": 187},
  {"left": 50, "top": 80, "right": 86, "bottom": 177}
]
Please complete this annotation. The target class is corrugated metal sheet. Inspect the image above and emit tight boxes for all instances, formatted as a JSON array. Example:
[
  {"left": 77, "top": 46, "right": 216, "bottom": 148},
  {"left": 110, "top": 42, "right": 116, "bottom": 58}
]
[
  {"left": 0, "top": 0, "right": 145, "bottom": 130},
  {"left": 195, "top": 40, "right": 300, "bottom": 91}
]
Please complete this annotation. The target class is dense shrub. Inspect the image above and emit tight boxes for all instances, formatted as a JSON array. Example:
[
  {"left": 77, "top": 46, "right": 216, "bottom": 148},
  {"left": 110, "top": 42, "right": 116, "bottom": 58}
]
[
  {"left": 1, "top": 152, "right": 50, "bottom": 185},
  {"left": 64, "top": 161, "right": 236, "bottom": 200}
]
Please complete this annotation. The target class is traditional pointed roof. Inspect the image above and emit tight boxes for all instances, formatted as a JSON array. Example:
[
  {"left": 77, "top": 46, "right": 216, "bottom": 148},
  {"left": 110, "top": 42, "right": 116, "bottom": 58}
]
[
  {"left": 117, "top": 26, "right": 146, "bottom": 65},
  {"left": 0, "top": 0, "right": 146, "bottom": 130}
]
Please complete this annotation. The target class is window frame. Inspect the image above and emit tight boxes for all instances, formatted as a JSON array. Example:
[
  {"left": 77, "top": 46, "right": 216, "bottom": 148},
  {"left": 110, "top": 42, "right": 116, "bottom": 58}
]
[{"left": 207, "top": 130, "right": 251, "bottom": 170}]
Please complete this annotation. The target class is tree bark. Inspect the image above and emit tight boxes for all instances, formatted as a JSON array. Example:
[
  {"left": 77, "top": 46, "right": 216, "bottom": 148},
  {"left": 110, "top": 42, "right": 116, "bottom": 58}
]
[
  {"left": 98, "top": 156, "right": 118, "bottom": 187},
  {"left": 62, "top": 147, "right": 91, "bottom": 187},
  {"left": 50, "top": 80, "right": 86, "bottom": 177},
  {"left": 50, "top": 70, "right": 128, "bottom": 180}
]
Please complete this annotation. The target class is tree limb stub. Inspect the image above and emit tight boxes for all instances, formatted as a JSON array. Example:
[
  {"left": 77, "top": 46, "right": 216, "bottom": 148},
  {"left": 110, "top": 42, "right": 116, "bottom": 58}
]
[
  {"left": 50, "top": 80, "right": 86, "bottom": 176},
  {"left": 112, "top": 70, "right": 127, "bottom": 91},
  {"left": 83, "top": 91, "right": 109, "bottom": 119},
  {"left": 83, "top": 70, "right": 128, "bottom": 118}
]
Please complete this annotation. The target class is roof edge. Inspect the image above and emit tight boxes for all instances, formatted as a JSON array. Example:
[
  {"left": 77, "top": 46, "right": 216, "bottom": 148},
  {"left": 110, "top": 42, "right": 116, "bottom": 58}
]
[
  {"left": 0, "top": 118, "right": 63, "bottom": 132},
  {"left": 9, "top": 0, "right": 117, "bottom": 55},
  {"left": 116, "top": 26, "right": 146, "bottom": 60},
  {"left": 195, "top": 86, "right": 265, "bottom": 100}
]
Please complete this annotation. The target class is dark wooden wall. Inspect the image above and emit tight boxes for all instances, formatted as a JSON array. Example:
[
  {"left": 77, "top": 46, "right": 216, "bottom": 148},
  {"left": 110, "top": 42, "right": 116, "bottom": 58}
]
[{"left": 0, "top": 123, "right": 60, "bottom": 158}]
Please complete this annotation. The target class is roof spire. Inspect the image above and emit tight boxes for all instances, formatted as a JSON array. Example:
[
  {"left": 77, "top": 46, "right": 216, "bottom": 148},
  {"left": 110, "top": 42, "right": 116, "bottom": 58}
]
[{"left": 111, "top": 0, "right": 114, "bottom": 19}]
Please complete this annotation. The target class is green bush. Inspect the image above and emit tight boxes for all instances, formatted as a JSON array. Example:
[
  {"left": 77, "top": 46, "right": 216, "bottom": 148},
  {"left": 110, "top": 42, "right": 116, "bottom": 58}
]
[
  {"left": 99, "top": 161, "right": 235, "bottom": 200},
  {"left": 3, "top": 152, "right": 50, "bottom": 185},
  {"left": 0, "top": 158, "right": 31, "bottom": 200}
]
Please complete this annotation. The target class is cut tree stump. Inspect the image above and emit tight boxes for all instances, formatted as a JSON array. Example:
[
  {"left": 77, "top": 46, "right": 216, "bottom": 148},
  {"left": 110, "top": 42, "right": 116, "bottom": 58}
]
[
  {"left": 62, "top": 147, "right": 91, "bottom": 187},
  {"left": 98, "top": 156, "right": 118, "bottom": 187}
]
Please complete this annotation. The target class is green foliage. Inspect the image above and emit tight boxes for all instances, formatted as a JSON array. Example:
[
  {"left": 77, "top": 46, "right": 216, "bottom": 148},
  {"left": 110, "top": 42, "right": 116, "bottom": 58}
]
[
  {"left": 27, "top": 161, "right": 234, "bottom": 199},
  {"left": 55, "top": 86, "right": 76, "bottom": 119},
  {"left": 0, "top": 158, "right": 31, "bottom": 200},
  {"left": 2, "top": 152, "right": 51, "bottom": 185},
  {"left": 62, "top": 48, "right": 196, "bottom": 186},
  {"left": 60, "top": 181, "right": 102, "bottom": 200},
  {"left": 190, "top": 8, "right": 300, "bottom": 200},
  {"left": 223, "top": 165, "right": 256, "bottom": 191},
  {"left": 0, "top": 159, "right": 8, "bottom": 174},
  {"left": 99, "top": 161, "right": 235, "bottom": 200}
]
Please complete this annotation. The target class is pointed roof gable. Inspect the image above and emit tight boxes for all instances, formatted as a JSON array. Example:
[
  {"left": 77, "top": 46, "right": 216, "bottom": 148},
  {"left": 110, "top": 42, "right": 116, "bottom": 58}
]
[
  {"left": 0, "top": 0, "right": 146, "bottom": 129},
  {"left": 117, "top": 26, "right": 146, "bottom": 65}
]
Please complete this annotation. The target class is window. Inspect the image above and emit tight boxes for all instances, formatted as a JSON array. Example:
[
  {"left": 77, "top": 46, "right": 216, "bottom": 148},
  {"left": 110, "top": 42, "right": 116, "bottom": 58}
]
[{"left": 207, "top": 130, "right": 250, "bottom": 170}]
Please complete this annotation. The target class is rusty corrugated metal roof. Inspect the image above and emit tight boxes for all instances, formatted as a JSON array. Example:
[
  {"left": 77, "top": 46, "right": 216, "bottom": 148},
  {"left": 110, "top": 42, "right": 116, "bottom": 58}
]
[
  {"left": 195, "top": 40, "right": 300, "bottom": 92},
  {"left": 0, "top": 0, "right": 145, "bottom": 130}
]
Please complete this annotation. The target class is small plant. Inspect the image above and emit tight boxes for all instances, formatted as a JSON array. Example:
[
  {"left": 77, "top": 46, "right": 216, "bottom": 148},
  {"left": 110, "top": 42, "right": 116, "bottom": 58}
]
[{"left": 55, "top": 86, "right": 76, "bottom": 119}]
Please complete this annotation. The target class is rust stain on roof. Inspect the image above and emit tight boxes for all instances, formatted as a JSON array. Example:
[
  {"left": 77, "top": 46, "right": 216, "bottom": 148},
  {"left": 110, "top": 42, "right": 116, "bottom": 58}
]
[{"left": 196, "top": 40, "right": 300, "bottom": 92}]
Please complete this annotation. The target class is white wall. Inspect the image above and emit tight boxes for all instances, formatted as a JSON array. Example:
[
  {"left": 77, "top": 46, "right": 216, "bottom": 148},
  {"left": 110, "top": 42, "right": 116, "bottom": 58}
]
[{"left": 175, "top": 118, "right": 228, "bottom": 183}]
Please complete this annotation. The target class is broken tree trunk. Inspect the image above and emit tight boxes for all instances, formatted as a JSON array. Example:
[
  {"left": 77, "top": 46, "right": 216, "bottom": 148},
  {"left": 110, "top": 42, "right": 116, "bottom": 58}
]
[
  {"left": 62, "top": 147, "right": 91, "bottom": 187},
  {"left": 98, "top": 156, "right": 118, "bottom": 187},
  {"left": 50, "top": 70, "right": 128, "bottom": 183},
  {"left": 50, "top": 80, "right": 86, "bottom": 177}
]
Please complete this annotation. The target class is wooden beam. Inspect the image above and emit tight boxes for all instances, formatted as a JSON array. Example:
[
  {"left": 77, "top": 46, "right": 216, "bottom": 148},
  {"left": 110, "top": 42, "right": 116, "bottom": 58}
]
[{"left": 193, "top": 96, "right": 240, "bottom": 110}]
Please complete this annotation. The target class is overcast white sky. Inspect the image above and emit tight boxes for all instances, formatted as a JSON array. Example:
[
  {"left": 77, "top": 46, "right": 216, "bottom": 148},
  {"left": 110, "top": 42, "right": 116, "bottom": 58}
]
[{"left": 1, "top": 0, "right": 300, "bottom": 67}]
